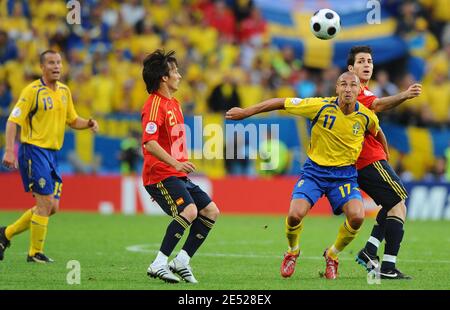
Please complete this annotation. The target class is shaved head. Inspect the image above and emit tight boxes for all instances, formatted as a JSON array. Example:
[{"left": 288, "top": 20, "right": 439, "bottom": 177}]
[{"left": 337, "top": 71, "right": 360, "bottom": 85}]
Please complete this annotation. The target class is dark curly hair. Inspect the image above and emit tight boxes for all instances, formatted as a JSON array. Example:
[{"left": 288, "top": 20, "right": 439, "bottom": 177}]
[
  {"left": 142, "top": 49, "right": 178, "bottom": 94},
  {"left": 347, "top": 46, "right": 372, "bottom": 67}
]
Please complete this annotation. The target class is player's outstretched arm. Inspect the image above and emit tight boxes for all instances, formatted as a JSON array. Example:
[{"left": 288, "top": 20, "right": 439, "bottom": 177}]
[
  {"left": 2, "top": 121, "right": 18, "bottom": 169},
  {"left": 69, "top": 117, "right": 99, "bottom": 132},
  {"left": 144, "top": 140, "right": 196, "bottom": 174},
  {"left": 371, "top": 83, "right": 422, "bottom": 113},
  {"left": 374, "top": 128, "right": 390, "bottom": 161},
  {"left": 225, "top": 98, "right": 286, "bottom": 120}
]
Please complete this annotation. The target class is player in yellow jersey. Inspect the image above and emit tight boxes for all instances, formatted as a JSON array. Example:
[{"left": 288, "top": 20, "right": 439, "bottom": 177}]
[
  {"left": 226, "top": 72, "right": 385, "bottom": 279},
  {"left": 0, "top": 50, "right": 99, "bottom": 263}
]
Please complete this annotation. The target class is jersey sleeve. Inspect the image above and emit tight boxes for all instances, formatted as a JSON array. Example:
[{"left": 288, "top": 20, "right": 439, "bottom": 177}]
[
  {"left": 358, "top": 91, "right": 378, "bottom": 109},
  {"left": 284, "top": 97, "right": 328, "bottom": 120},
  {"left": 8, "top": 86, "right": 34, "bottom": 126},
  {"left": 142, "top": 100, "right": 165, "bottom": 145},
  {"left": 65, "top": 88, "right": 79, "bottom": 124}
]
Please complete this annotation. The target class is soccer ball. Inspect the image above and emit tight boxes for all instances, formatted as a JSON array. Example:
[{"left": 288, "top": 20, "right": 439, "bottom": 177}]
[{"left": 310, "top": 9, "right": 341, "bottom": 40}]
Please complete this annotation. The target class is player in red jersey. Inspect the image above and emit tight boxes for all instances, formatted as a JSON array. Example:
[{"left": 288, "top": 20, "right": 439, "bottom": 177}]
[
  {"left": 141, "top": 50, "right": 219, "bottom": 284},
  {"left": 348, "top": 46, "right": 421, "bottom": 279}
]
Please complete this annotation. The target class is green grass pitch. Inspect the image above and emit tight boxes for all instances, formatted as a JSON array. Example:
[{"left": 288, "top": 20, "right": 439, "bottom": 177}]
[{"left": 0, "top": 212, "right": 449, "bottom": 290}]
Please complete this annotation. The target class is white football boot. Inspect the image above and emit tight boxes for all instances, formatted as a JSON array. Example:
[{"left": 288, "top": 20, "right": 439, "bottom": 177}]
[
  {"left": 168, "top": 258, "right": 198, "bottom": 283},
  {"left": 147, "top": 264, "right": 180, "bottom": 283}
]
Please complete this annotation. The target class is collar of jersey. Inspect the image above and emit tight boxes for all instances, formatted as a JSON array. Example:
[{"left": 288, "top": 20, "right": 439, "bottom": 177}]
[
  {"left": 154, "top": 91, "right": 171, "bottom": 101},
  {"left": 40, "top": 78, "right": 59, "bottom": 91},
  {"left": 334, "top": 97, "right": 359, "bottom": 112}
]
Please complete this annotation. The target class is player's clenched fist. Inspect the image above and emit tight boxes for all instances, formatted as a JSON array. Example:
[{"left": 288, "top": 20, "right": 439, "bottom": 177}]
[{"left": 1, "top": 151, "right": 17, "bottom": 169}]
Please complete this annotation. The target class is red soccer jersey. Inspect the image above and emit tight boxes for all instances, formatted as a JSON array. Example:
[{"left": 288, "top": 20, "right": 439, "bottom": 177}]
[
  {"left": 356, "top": 86, "right": 387, "bottom": 170},
  {"left": 141, "top": 92, "right": 188, "bottom": 185}
]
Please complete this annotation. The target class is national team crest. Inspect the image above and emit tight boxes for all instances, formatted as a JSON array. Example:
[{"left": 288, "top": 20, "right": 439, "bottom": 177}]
[
  {"left": 38, "top": 178, "right": 46, "bottom": 189},
  {"left": 61, "top": 95, "right": 67, "bottom": 104},
  {"left": 352, "top": 122, "right": 361, "bottom": 135}
]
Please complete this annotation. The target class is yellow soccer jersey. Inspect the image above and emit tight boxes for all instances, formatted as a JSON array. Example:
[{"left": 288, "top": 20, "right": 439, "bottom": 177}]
[
  {"left": 285, "top": 97, "right": 380, "bottom": 167},
  {"left": 8, "top": 79, "right": 78, "bottom": 150}
]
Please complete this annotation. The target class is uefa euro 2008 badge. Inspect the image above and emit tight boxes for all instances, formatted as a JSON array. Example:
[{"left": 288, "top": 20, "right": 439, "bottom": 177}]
[
  {"left": 146, "top": 122, "right": 157, "bottom": 134},
  {"left": 290, "top": 98, "right": 302, "bottom": 105},
  {"left": 11, "top": 107, "right": 21, "bottom": 118}
]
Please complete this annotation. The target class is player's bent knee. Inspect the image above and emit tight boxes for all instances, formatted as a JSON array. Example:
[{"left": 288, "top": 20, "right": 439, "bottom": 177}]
[
  {"left": 49, "top": 200, "right": 59, "bottom": 216},
  {"left": 289, "top": 199, "right": 310, "bottom": 221},
  {"left": 200, "top": 202, "right": 219, "bottom": 220},
  {"left": 34, "top": 194, "right": 54, "bottom": 216},
  {"left": 343, "top": 200, "right": 364, "bottom": 229},
  {"left": 180, "top": 204, "right": 198, "bottom": 222},
  {"left": 387, "top": 200, "right": 406, "bottom": 220},
  {"left": 35, "top": 205, "right": 52, "bottom": 216}
]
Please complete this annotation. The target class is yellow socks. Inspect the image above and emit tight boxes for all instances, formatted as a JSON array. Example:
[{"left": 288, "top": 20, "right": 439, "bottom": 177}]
[
  {"left": 5, "top": 208, "right": 34, "bottom": 240},
  {"left": 29, "top": 214, "right": 49, "bottom": 256},
  {"left": 285, "top": 217, "right": 304, "bottom": 255},
  {"left": 327, "top": 219, "right": 359, "bottom": 260}
]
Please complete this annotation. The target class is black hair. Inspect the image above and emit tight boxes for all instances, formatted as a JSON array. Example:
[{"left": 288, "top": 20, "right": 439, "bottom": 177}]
[
  {"left": 347, "top": 46, "right": 372, "bottom": 67},
  {"left": 40, "top": 50, "right": 59, "bottom": 64},
  {"left": 142, "top": 49, "right": 178, "bottom": 94}
]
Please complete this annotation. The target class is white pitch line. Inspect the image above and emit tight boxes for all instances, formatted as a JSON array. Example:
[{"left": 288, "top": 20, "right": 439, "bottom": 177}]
[{"left": 126, "top": 244, "right": 450, "bottom": 264}]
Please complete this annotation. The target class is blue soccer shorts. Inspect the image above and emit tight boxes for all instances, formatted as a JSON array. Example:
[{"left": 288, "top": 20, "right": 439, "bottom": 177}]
[
  {"left": 18, "top": 143, "right": 63, "bottom": 199},
  {"left": 291, "top": 159, "right": 362, "bottom": 215}
]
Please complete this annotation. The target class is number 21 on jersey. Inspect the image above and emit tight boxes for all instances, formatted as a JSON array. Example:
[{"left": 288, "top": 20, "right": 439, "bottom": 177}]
[{"left": 167, "top": 110, "right": 177, "bottom": 126}]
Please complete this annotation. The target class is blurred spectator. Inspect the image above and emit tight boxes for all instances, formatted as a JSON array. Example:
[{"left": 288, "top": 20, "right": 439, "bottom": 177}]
[
  {"left": 0, "top": 30, "right": 18, "bottom": 64},
  {"left": 318, "top": 66, "right": 340, "bottom": 97},
  {"left": 407, "top": 17, "right": 439, "bottom": 59},
  {"left": 238, "top": 7, "right": 267, "bottom": 44},
  {"left": 373, "top": 70, "right": 399, "bottom": 98},
  {"left": 89, "top": 62, "right": 115, "bottom": 116},
  {"left": 423, "top": 63, "right": 450, "bottom": 127},
  {"left": 0, "top": 81, "right": 12, "bottom": 116},
  {"left": 204, "top": 0, "right": 236, "bottom": 42},
  {"left": 420, "top": 0, "right": 450, "bottom": 45},
  {"left": 424, "top": 156, "right": 447, "bottom": 182},
  {"left": 272, "top": 46, "right": 301, "bottom": 83},
  {"left": 230, "top": 0, "right": 254, "bottom": 23},
  {"left": 405, "top": 17, "right": 439, "bottom": 80},
  {"left": 396, "top": 0, "right": 422, "bottom": 38},
  {"left": 71, "top": 4, "right": 111, "bottom": 51},
  {"left": 120, "top": 0, "right": 145, "bottom": 27},
  {"left": 207, "top": 73, "right": 241, "bottom": 112},
  {"left": 119, "top": 130, "right": 141, "bottom": 175},
  {"left": 397, "top": 73, "right": 428, "bottom": 126},
  {"left": 6, "top": 0, "right": 30, "bottom": 19},
  {"left": 445, "top": 144, "right": 450, "bottom": 181},
  {"left": 295, "top": 69, "right": 317, "bottom": 98},
  {"left": 256, "top": 131, "right": 290, "bottom": 176},
  {"left": 146, "top": 0, "right": 171, "bottom": 29},
  {"left": 100, "top": 0, "right": 120, "bottom": 27},
  {"left": 1, "top": 1, "right": 30, "bottom": 40},
  {"left": 224, "top": 131, "right": 255, "bottom": 176}
]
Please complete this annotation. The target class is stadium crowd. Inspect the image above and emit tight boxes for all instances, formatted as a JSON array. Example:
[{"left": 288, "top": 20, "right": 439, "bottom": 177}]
[{"left": 0, "top": 0, "right": 449, "bottom": 180}]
